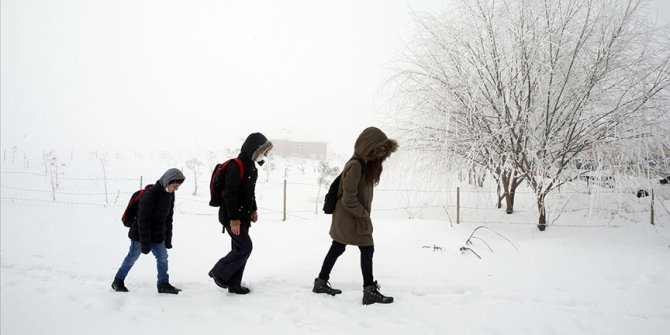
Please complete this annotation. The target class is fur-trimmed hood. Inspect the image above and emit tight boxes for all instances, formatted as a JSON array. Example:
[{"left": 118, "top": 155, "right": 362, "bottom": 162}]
[
  {"left": 240, "top": 132, "right": 273, "bottom": 164},
  {"left": 353, "top": 127, "right": 398, "bottom": 162}
]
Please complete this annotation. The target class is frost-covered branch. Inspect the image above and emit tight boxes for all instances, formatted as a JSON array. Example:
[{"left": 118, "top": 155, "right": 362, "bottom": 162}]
[{"left": 390, "top": 0, "right": 670, "bottom": 231}]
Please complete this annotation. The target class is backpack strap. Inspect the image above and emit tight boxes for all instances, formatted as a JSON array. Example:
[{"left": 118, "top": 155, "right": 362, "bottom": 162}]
[
  {"left": 337, "top": 157, "right": 365, "bottom": 196},
  {"left": 212, "top": 158, "right": 245, "bottom": 202},
  {"left": 231, "top": 158, "right": 244, "bottom": 180},
  {"left": 343, "top": 157, "right": 364, "bottom": 177}
]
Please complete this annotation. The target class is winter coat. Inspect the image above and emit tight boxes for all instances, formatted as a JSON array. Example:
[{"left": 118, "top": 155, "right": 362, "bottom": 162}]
[
  {"left": 218, "top": 132, "right": 273, "bottom": 227},
  {"left": 129, "top": 168, "right": 185, "bottom": 249},
  {"left": 329, "top": 127, "right": 398, "bottom": 246}
]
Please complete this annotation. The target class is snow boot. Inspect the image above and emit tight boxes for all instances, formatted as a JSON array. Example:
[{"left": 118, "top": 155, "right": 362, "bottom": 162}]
[
  {"left": 208, "top": 270, "right": 229, "bottom": 289},
  {"left": 228, "top": 286, "right": 251, "bottom": 295},
  {"left": 362, "top": 281, "right": 393, "bottom": 305},
  {"left": 111, "top": 278, "right": 129, "bottom": 292},
  {"left": 157, "top": 282, "right": 182, "bottom": 294},
  {"left": 312, "top": 278, "right": 342, "bottom": 296}
]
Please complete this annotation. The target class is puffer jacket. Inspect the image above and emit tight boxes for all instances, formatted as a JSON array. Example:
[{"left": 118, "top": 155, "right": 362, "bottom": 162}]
[
  {"left": 218, "top": 132, "right": 273, "bottom": 227},
  {"left": 129, "top": 168, "right": 185, "bottom": 248},
  {"left": 329, "top": 127, "right": 398, "bottom": 246}
]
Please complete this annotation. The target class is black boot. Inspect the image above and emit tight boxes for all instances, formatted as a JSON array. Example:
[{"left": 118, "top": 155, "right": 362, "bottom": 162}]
[
  {"left": 111, "top": 278, "right": 129, "bottom": 292},
  {"left": 228, "top": 286, "right": 251, "bottom": 295},
  {"left": 362, "top": 281, "right": 393, "bottom": 305},
  {"left": 208, "top": 270, "right": 229, "bottom": 289},
  {"left": 157, "top": 282, "right": 182, "bottom": 294},
  {"left": 312, "top": 278, "right": 342, "bottom": 296}
]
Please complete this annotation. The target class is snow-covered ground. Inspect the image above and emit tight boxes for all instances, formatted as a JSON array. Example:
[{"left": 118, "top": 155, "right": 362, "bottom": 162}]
[{"left": 2, "top": 151, "right": 670, "bottom": 335}]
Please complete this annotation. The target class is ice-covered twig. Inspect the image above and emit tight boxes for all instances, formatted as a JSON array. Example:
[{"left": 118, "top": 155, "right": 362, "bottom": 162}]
[
  {"left": 422, "top": 244, "right": 444, "bottom": 251},
  {"left": 461, "top": 226, "right": 519, "bottom": 259},
  {"left": 470, "top": 236, "right": 493, "bottom": 252},
  {"left": 465, "top": 225, "right": 519, "bottom": 251},
  {"left": 459, "top": 246, "right": 481, "bottom": 259}
]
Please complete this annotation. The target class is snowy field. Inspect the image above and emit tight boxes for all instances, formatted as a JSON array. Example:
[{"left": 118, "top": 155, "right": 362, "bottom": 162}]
[{"left": 2, "top": 151, "right": 670, "bottom": 335}]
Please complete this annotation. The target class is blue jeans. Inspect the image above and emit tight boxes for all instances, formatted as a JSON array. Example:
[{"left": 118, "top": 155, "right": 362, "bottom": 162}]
[{"left": 115, "top": 240, "right": 169, "bottom": 284}]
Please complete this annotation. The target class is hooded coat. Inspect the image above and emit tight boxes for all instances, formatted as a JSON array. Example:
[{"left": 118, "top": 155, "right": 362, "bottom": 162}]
[
  {"left": 218, "top": 132, "right": 273, "bottom": 227},
  {"left": 129, "top": 168, "right": 185, "bottom": 249},
  {"left": 329, "top": 127, "right": 398, "bottom": 246}
]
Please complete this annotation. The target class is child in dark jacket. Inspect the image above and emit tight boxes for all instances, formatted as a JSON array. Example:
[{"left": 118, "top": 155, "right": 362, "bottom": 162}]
[
  {"left": 112, "top": 168, "right": 185, "bottom": 294},
  {"left": 208, "top": 132, "right": 273, "bottom": 295}
]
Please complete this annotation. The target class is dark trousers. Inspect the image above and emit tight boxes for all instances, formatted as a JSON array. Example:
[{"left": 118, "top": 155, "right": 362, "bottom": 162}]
[
  {"left": 318, "top": 240, "right": 375, "bottom": 287},
  {"left": 212, "top": 225, "right": 252, "bottom": 288}
]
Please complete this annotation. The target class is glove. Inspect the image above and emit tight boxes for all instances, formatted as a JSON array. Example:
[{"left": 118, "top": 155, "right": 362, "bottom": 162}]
[
  {"left": 165, "top": 242, "right": 172, "bottom": 249},
  {"left": 141, "top": 244, "right": 151, "bottom": 254}
]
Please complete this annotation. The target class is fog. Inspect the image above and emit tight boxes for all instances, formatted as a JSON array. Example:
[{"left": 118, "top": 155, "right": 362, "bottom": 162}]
[{"left": 1, "top": 0, "right": 668, "bottom": 156}]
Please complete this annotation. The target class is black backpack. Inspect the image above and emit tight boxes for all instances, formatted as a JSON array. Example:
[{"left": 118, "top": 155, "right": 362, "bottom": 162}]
[
  {"left": 323, "top": 158, "right": 364, "bottom": 214},
  {"left": 209, "top": 158, "right": 244, "bottom": 207},
  {"left": 121, "top": 184, "right": 153, "bottom": 227}
]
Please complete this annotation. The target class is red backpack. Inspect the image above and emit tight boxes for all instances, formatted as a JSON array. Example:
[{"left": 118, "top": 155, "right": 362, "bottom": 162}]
[
  {"left": 209, "top": 159, "right": 244, "bottom": 207},
  {"left": 121, "top": 184, "right": 153, "bottom": 227}
]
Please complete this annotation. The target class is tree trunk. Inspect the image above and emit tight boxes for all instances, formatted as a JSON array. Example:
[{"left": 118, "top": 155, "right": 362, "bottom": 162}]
[
  {"left": 501, "top": 171, "right": 522, "bottom": 214},
  {"left": 501, "top": 172, "right": 511, "bottom": 213},
  {"left": 192, "top": 170, "right": 198, "bottom": 196},
  {"left": 315, "top": 186, "right": 322, "bottom": 215},
  {"left": 497, "top": 181, "right": 503, "bottom": 209},
  {"left": 477, "top": 171, "right": 485, "bottom": 188},
  {"left": 537, "top": 193, "right": 547, "bottom": 231},
  {"left": 505, "top": 190, "right": 515, "bottom": 214}
]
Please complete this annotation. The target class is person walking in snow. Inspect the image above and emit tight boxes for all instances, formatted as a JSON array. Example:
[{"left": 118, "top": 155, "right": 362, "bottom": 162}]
[
  {"left": 112, "top": 168, "right": 185, "bottom": 294},
  {"left": 312, "top": 126, "right": 398, "bottom": 305},
  {"left": 208, "top": 132, "right": 273, "bottom": 295}
]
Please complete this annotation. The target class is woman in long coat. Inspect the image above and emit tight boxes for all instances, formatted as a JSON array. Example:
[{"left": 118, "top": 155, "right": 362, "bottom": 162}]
[{"left": 312, "top": 127, "right": 398, "bottom": 305}]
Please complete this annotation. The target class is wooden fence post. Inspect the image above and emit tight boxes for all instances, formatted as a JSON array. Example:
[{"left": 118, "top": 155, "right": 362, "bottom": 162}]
[
  {"left": 283, "top": 179, "right": 287, "bottom": 222},
  {"left": 456, "top": 187, "right": 460, "bottom": 224},
  {"left": 651, "top": 189, "right": 655, "bottom": 225}
]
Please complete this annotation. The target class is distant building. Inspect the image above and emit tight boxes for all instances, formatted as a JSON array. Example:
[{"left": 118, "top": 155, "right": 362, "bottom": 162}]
[{"left": 271, "top": 140, "right": 327, "bottom": 160}]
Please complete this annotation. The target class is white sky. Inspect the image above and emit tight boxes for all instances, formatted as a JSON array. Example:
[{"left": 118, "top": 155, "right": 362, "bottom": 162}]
[{"left": 1, "top": 0, "right": 669, "bottom": 155}]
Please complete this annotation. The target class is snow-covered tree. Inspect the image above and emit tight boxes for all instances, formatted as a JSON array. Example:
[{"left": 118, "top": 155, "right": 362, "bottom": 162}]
[
  {"left": 391, "top": 0, "right": 670, "bottom": 230},
  {"left": 44, "top": 150, "right": 59, "bottom": 201},
  {"left": 206, "top": 151, "right": 218, "bottom": 173},
  {"left": 186, "top": 158, "right": 203, "bottom": 196},
  {"left": 315, "top": 160, "right": 340, "bottom": 214},
  {"left": 100, "top": 155, "right": 109, "bottom": 205}
]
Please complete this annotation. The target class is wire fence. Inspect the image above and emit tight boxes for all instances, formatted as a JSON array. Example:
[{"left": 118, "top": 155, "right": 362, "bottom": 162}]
[{"left": 2, "top": 169, "right": 669, "bottom": 227}]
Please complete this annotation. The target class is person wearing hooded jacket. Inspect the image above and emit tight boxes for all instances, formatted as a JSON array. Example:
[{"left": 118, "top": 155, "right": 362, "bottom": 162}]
[
  {"left": 312, "top": 127, "right": 398, "bottom": 305},
  {"left": 112, "top": 168, "right": 185, "bottom": 294},
  {"left": 208, "top": 132, "right": 273, "bottom": 295}
]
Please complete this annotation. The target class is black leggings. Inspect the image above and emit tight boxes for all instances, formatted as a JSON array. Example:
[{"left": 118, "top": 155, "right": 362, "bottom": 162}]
[{"left": 318, "top": 240, "right": 375, "bottom": 287}]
